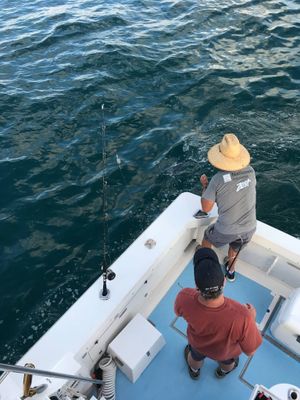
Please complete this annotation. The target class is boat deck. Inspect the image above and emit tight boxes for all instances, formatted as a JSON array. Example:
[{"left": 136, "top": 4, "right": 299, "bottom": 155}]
[{"left": 115, "top": 258, "right": 300, "bottom": 400}]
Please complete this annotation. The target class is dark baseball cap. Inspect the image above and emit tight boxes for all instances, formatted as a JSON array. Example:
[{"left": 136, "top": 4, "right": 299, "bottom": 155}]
[{"left": 193, "top": 247, "right": 224, "bottom": 295}]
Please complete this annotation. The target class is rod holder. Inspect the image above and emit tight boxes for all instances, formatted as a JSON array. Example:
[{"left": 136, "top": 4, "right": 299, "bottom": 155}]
[{"left": 100, "top": 269, "right": 116, "bottom": 300}]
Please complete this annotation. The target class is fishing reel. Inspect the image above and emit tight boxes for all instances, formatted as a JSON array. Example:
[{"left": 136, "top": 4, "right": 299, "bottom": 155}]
[
  {"left": 106, "top": 269, "right": 116, "bottom": 281},
  {"left": 100, "top": 268, "right": 116, "bottom": 300}
]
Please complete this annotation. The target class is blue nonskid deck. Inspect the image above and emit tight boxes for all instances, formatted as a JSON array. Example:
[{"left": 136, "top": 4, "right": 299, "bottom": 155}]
[{"left": 115, "top": 259, "right": 300, "bottom": 400}]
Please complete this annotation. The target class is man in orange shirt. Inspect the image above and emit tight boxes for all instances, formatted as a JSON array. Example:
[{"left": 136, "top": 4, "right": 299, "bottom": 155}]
[{"left": 174, "top": 247, "right": 262, "bottom": 380}]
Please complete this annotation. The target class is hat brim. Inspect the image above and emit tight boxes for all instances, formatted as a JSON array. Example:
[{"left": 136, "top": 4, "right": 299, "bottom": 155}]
[{"left": 208, "top": 143, "right": 250, "bottom": 171}]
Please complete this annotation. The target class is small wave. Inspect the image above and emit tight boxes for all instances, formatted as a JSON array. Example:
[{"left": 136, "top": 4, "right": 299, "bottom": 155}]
[
  {"left": 0, "top": 155, "right": 27, "bottom": 163},
  {"left": 24, "top": 184, "right": 63, "bottom": 202}
]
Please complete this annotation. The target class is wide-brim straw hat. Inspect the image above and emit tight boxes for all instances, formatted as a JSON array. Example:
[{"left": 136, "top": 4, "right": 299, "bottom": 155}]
[{"left": 207, "top": 133, "right": 250, "bottom": 171}]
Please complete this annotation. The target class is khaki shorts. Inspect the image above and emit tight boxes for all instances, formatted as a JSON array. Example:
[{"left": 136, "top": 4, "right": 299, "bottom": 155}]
[{"left": 204, "top": 224, "right": 256, "bottom": 252}]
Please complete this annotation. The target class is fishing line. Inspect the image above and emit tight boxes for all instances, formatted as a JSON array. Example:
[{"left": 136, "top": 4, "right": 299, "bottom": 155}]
[
  {"left": 99, "top": 105, "right": 118, "bottom": 300},
  {"left": 100, "top": 105, "right": 129, "bottom": 275},
  {"left": 115, "top": 150, "right": 127, "bottom": 185},
  {"left": 100, "top": 104, "right": 110, "bottom": 272}
]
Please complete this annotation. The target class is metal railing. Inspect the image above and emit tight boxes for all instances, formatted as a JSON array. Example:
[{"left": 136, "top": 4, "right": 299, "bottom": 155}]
[{"left": 0, "top": 362, "right": 103, "bottom": 385}]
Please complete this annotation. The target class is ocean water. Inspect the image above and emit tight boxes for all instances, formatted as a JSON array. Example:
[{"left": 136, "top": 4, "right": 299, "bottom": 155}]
[{"left": 0, "top": 0, "right": 299, "bottom": 364}]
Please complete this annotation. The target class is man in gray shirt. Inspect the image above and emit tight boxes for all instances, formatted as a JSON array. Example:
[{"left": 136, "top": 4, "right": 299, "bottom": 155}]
[{"left": 200, "top": 134, "right": 256, "bottom": 282}]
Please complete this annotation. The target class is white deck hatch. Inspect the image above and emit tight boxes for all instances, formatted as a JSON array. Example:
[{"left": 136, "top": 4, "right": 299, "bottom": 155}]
[{"left": 108, "top": 313, "right": 166, "bottom": 382}]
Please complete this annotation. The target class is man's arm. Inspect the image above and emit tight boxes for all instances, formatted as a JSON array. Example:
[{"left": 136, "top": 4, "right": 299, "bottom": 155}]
[
  {"left": 243, "top": 304, "right": 258, "bottom": 356},
  {"left": 200, "top": 174, "right": 215, "bottom": 212},
  {"left": 239, "top": 312, "right": 262, "bottom": 356},
  {"left": 201, "top": 198, "right": 215, "bottom": 213},
  {"left": 174, "top": 292, "right": 183, "bottom": 317}
]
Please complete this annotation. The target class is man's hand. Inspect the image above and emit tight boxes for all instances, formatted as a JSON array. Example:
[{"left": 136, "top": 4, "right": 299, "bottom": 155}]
[
  {"left": 245, "top": 303, "right": 256, "bottom": 320},
  {"left": 200, "top": 174, "right": 208, "bottom": 188}
]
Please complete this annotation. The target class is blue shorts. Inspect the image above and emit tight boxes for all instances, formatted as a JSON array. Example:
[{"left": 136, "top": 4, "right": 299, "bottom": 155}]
[
  {"left": 204, "top": 224, "right": 256, "bottom": 252},
  {"left": 188, "top": 344, "right": 236, "bottom": 365}
]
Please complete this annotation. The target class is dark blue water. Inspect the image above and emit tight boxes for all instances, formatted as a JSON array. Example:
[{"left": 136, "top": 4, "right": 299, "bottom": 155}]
[{"left": 0, "top": 0, "right": 300, "bottom": 364}]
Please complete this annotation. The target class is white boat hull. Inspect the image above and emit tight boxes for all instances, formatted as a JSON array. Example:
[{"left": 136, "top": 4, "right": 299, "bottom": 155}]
[{"left": 0, "top": 192, "right": 299, "bottom": 399}]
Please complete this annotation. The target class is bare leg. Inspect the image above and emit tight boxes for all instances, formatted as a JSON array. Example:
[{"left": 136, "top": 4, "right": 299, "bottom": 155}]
[
  {"left": 218, "top": 360, "right": 236, "bottom": 372},
  {"left": 188, "top": 352, "right": 204, "bottom": 371},
  {"left": 201, "top": 238, "right": 212, "bottom": 248},
  {"left": 227, "top": 246, "right": 238, "bottom": 272}
]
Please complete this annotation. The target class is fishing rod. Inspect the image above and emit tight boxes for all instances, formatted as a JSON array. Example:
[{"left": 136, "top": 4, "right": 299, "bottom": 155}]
[
  {"left": 225, "top": 237, "right": 244, "bottom": 277},
  {"left": 99, "top": 104, "right": 116, "bottom": 300}
]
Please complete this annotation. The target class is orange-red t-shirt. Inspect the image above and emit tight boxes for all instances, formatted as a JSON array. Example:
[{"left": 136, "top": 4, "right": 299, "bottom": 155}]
[{"left": 174, "top": 288, "right": 262, "bottom": 361}]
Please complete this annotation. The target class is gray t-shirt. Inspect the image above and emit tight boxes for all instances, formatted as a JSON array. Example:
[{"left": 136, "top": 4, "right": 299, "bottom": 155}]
[{"left": 202, "top": 166, "right": 256, "bottom": 235}]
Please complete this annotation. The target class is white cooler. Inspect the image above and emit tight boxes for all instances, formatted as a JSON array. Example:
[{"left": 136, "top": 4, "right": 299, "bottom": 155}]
[
  {"left": 108, "top": 313, "right": 166, "bottom": 383},
  {"left": 271, "top": 288, "right": 300, "bottom": 356}
]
